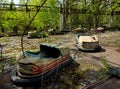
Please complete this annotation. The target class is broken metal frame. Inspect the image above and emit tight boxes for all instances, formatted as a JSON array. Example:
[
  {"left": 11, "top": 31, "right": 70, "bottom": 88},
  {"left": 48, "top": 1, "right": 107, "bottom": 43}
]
[{"left": 0, "top": 3, "right": 54, "bottom": 12}]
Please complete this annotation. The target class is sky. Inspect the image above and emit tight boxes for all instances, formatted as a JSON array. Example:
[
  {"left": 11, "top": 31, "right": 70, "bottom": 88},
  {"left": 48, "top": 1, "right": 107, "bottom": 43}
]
[
  {"left": 8, "top": 0, "right": 63, "bottom": 4},
  {"left": 58, "top": 0, "right": 63, "bottom": 4},
  {"left": 9, "top": 0, "right": 19, "bottom": 4},
  {"left": 14, "top": 0, "right": 19, "bottom": 4}
]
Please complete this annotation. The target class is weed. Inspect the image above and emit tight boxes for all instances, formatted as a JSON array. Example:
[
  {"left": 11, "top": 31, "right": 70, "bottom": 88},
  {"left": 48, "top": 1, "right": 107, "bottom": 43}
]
[
  {"left": 97, "top": 57, "right": 110, "bottom": 80},
  {"left": 0, "top": 62, "right": 4, "bottom": 74},
  {"left": 101, "top": 58, "right": 111, "bottom": 69},
  {"left": 97, "top": 68, "right": 108, "bottom": 80}
]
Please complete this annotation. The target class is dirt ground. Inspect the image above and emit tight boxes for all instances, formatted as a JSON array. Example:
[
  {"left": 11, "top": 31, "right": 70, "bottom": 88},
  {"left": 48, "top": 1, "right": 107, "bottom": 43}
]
[
  {"left": 59, "top": 31, "right": 120, "bottom": 67},
  {"left": 1, "top": 31, "right": 120, "bottom": 63},
  {"left": 0, "top": 31, "right": 120, "bottom": 89}
]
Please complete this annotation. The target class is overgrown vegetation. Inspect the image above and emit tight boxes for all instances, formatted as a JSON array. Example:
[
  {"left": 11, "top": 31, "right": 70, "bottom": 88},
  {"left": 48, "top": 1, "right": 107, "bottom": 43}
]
[
  {"left": 66, "top": 0, "right": 120, "bottom": 32},
  {"left": 0, "top": 0, "right": 60, "bottom": 36},
  {"left": 0, "top": 0, "right": 120, "bottom": 36},
  {"left": 0, "top": 62, "right": 4, "bottom": 73},
  {"left": 0, "top": 58, "right": 16, "bottom": 74},
  {"left": 97, "top": 58, "right": 111, "bottom": 80}
]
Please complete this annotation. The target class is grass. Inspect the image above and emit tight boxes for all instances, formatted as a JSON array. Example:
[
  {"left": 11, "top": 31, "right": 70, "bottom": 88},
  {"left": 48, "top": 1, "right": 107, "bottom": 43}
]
[
  {"left": 98, "top": 31, "right": 120, "bottom": 47},
  {"left": 0, "top": 31, "right": 119, "bottom": 88},
  {"left": 97, "top": 58, "right": 111, "bottom": 80},
  {"left": 0, "top": 62, "right": 4, "bottom": 74},
  {"left": 0, "top": 58, "right": 17, "bottom": 74}
]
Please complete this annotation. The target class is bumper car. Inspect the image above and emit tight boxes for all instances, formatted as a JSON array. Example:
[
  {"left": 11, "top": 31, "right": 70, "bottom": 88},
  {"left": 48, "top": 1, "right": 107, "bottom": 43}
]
[
  {"left": 75, "top": 34, "right": 101, "bottom": 51},
  {"left": 27, "top": 30, "right": 48, "bottom": 38},
  {"left": 11, "top": 43, "right": 73, "bottom": 86}
]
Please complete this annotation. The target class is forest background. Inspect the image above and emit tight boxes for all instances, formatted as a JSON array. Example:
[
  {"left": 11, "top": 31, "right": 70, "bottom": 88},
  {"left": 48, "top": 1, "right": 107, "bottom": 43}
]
[{"left": 0, "top": 0, "right": 120, "bottom": 36}]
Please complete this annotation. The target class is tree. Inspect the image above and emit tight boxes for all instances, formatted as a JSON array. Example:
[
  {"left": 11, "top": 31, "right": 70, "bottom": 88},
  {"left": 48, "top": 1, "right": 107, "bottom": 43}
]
[
  {"left": 21, "top": 0, "right": 48, "bottom": 57},
  {"left": 68, "top": 0, "right": 109, "bottom": 32},
  {"left": 31, "top": 0, "right": 59, "bottom": 31},
  {"left": 107, "top": 0, "right": 120, "bottom": 29}
]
